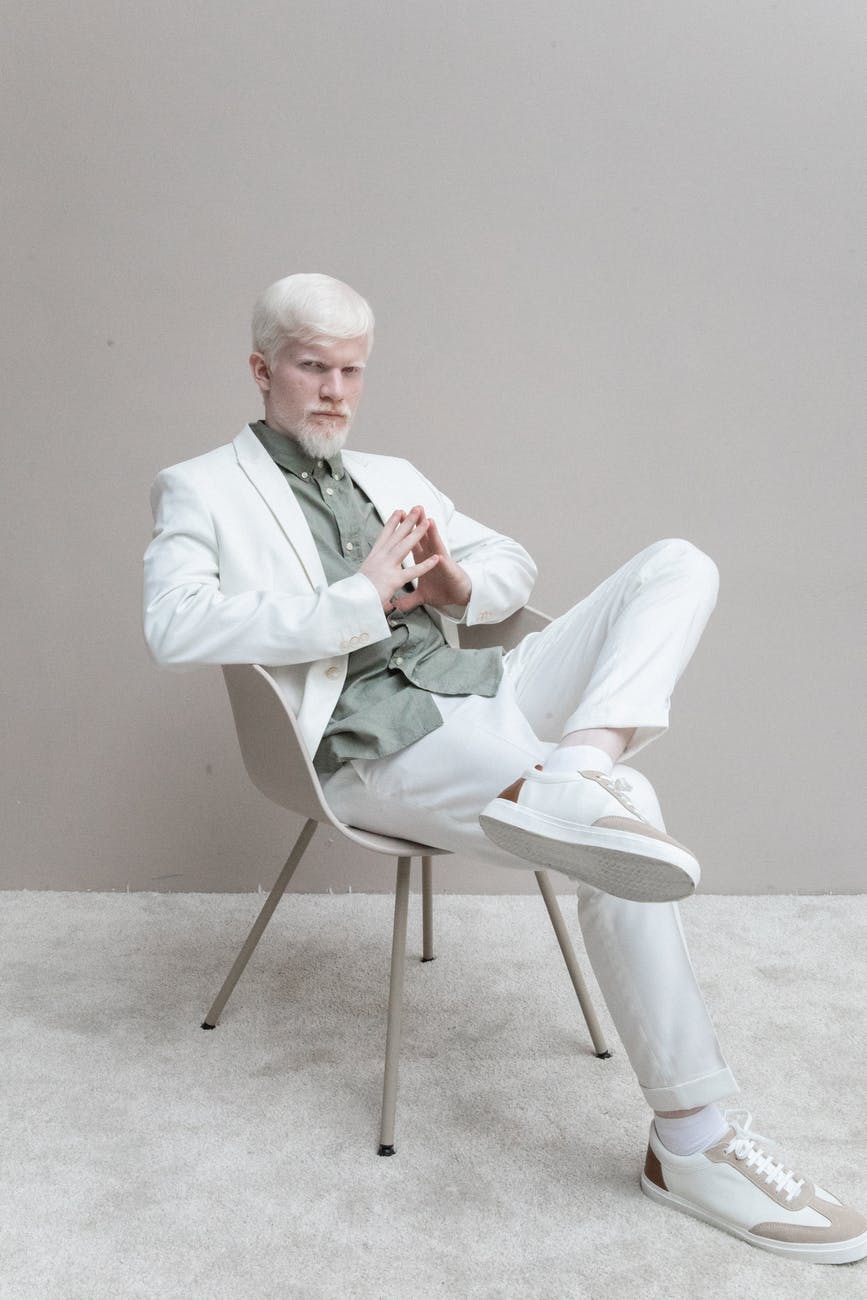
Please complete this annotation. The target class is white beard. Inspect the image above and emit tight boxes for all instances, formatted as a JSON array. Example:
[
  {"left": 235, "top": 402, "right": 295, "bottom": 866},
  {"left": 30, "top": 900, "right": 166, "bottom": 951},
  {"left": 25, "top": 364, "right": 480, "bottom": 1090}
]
[{"left": 291, "top": 412, "right": 352, "bottom": 460}]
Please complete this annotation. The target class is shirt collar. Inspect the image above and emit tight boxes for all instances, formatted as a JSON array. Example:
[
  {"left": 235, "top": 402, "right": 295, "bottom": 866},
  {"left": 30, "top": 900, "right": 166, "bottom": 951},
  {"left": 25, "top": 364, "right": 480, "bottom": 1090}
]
[{"left": 251, "top": 420, "right": 344, "bottom": 480}]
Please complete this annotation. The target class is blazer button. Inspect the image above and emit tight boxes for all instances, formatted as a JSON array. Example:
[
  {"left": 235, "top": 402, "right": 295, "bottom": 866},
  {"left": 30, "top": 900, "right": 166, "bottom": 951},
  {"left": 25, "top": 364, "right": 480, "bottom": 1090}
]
[{"left": 325, "top": 665, "right": 341, "bottom": 679}]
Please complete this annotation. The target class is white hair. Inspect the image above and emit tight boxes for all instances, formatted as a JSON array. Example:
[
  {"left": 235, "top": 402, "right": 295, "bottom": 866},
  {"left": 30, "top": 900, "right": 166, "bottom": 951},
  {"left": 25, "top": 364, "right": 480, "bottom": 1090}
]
[{"left": 251, "top": 272, "right": 374, "bottom": 363}]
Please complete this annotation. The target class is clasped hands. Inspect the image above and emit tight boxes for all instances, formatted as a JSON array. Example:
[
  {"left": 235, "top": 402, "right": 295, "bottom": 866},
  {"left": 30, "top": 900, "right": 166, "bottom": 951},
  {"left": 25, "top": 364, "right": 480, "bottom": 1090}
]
[{"left": 359, "top": 506, "right": 471, "bottom": 614}]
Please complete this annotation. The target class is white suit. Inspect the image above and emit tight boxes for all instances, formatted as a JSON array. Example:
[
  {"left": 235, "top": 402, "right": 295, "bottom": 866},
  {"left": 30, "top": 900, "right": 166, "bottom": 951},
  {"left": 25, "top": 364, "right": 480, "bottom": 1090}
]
[{"left": 143, "top": 423, "right": 738, "bottom": 1113}]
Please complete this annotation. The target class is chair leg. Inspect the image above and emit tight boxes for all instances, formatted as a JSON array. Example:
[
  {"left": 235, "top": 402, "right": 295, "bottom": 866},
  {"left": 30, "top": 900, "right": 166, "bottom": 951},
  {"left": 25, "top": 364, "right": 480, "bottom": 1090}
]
[
  {"left": 421, "top": 855, "right": 434, "bottom": 962},
  {"left": 201, "top": 818, "right": 318, "bottom": 1030},
  {"left": 378, "top": 856, "right": 412, "bottom": 1155},
  {"left": 534, "top": 869, "right": 611, "bottom": 1059}
]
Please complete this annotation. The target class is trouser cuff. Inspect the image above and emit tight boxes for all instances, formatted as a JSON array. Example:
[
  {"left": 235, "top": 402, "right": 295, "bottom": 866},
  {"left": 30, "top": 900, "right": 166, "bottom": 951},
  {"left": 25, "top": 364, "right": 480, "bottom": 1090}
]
[{"left": 641, "top": 1066, "right": 740, "bottom": 1113}]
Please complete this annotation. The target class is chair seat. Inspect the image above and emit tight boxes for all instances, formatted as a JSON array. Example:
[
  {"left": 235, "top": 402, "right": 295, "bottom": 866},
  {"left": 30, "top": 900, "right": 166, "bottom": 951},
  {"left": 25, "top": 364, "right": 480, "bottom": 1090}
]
[{"left": 342, "top": 824, "right": 451, "bottom": 856}]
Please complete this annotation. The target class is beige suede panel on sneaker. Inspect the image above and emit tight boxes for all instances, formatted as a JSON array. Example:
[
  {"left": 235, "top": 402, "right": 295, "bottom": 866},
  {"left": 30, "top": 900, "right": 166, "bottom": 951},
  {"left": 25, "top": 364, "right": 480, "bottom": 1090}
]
[
  {"left": 593, "top": 816, "right": 695, "bottom": 855},
  {"left": 751, "top": 1200, "right": 867, "bottom": 1244},
  {"left": 703, "top": 1142, "right": 812, "bottom": 1211}
]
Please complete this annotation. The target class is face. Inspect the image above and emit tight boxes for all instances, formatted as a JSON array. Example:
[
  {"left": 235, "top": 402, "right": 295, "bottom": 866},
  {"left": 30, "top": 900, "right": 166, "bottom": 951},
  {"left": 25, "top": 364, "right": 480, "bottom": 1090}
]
[{"left": 249, "top": 335, "right": 369, "bottom": 459}]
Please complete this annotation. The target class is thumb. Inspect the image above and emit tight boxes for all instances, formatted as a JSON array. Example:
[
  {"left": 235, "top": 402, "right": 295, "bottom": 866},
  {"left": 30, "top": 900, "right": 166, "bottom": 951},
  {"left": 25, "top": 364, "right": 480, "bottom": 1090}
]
[{"left": 392, "top": 588, "right": 424, "bottom": 613}]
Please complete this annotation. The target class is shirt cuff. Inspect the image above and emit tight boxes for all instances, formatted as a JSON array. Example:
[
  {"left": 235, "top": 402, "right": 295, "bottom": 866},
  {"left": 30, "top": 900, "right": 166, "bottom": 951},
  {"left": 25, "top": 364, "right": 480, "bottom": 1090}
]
[
  {"left": 348, "top": 571, "right": 393, "bottom": 641},
  {"left": 435, "top": 602, "right": 470, "bottom": 624}
]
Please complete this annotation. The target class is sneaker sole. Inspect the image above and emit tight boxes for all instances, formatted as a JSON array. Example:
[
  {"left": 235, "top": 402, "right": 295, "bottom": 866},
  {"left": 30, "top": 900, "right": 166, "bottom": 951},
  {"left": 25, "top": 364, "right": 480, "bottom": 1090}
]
[
  {"left": 640, "top": 1171, "right": 867, "bottom": 1265},
  {"left": 479, "top": 801, "right": 698, "bottom": 903}
]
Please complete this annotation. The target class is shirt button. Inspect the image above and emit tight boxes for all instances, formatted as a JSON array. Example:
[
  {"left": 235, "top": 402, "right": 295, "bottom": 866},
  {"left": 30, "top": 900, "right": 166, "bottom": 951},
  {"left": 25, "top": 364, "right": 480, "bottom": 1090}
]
[
  {"left": 394, "top": 656, "right": 404, "bottom": 665},
  {"left": 325, "top": 487, "right": 334, "bottom": 496},
  {"left": 317, "top": 460, "right": 323, "bottom": 467},
  {"left": 345, "top": 542, "right": 354, "bottom": 551},
  {"left": 325, "top": 665, "right": 341, "bottom": 678},
  {"left": 333, "top": 473, "right": 342, "bottom": 480},
  {"left": 301, "top": 471, "right": 309, "bottom": 479},
  {"left": 359, "top": 633, "right": 369, "bottom": 643}
]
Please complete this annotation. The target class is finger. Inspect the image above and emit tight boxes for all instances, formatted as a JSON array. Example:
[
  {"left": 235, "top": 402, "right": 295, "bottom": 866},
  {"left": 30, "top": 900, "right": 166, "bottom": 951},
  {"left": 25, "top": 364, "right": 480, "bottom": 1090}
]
[
  {"left": 397, "top": 554, "right": 440, "bottom": 586},
  {"left": 386, "top": 509, "right": 409, "bottom": 537},
  {"left": 392, "top": 589, "right": 426, "bottom": 614},
  {"left": 392, "top": 507, "right": 423, "bottom": 541},
  {"left": 423, "top": 517, "right": 448, "bottom": 557},
  {"left": 391, "top": 572, "right": 434, "bottom": 612},
  {"left": 370, "top": 510, "right": 407, "bottom": 554},
  {"left": 391, "top": 561, "right": 440, "bottom": 610},
  {"left": 388, "top": 516, "right": 431, "bottom": 561},
  {"left": 408, "top": 521, "right": 434, "bottom": 560}
]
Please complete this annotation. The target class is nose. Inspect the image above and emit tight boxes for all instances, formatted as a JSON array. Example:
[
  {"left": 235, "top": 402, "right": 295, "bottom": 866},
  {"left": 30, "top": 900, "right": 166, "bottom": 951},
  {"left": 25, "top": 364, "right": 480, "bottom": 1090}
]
[{"left": 320, "top": 368, "right": 344, "bottom": 401}]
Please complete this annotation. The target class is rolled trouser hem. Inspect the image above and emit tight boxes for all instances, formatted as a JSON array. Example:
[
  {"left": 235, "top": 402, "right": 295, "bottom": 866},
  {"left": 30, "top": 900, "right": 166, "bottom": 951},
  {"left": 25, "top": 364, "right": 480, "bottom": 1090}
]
[
  {"left": 641, "top": 1066, "right": 740, "bottom": 1113},
  {"left": 560, "top": 704, "right": 670, "bottom": 762}
]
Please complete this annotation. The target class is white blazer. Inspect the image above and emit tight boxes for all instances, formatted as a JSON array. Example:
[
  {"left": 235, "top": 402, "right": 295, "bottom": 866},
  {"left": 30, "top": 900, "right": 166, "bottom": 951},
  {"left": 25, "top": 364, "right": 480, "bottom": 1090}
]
[{"left": 143, "top": 424, "right": 537, "bottom": 757}]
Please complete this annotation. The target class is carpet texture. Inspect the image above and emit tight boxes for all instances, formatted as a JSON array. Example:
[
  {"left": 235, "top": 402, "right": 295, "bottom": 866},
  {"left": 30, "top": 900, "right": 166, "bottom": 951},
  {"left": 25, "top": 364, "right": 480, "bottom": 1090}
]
[{"left": 1, "top": 891, "right": 865, "bottom": 1299}]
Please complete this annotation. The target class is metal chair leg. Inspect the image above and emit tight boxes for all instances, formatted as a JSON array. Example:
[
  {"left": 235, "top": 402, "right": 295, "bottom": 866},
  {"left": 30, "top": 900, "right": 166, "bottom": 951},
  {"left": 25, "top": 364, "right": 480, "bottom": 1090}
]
[
  {"left": 534, "top": 869, "right": 611, "bottom": 1059},
  {"left": 421, "top": 855, "right": 434, "bottom": 961},
  {"left": 378, "top": 856, "right": 412, "bottom": 1155},
  {"left": 201, "top": 818, "right": 318, "bottom": 1029}
]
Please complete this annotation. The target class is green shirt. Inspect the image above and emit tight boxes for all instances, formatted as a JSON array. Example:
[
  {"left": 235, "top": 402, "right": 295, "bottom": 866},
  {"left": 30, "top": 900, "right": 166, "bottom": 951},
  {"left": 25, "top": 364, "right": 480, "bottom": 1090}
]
[{"left": 251, "top": 422, "right": 504, "bottom": 774}]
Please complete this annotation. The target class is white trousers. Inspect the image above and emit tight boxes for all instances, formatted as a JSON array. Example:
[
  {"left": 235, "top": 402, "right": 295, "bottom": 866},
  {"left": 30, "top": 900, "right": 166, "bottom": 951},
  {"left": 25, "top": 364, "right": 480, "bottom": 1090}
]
[{"left": 324, "top": 538, "right": 739, "bottom": 1112}]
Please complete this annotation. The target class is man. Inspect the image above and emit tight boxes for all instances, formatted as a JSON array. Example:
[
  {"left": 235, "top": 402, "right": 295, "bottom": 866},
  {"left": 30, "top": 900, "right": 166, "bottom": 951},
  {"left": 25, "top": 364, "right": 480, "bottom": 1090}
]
[{"left": 143, "top": 272, "right": 866, "bottom": 1264}]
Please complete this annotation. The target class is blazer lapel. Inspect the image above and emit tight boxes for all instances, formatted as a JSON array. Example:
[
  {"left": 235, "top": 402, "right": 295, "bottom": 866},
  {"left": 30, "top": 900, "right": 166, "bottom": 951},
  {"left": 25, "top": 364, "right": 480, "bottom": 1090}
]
[
  {"left": 342, "top": 450, "right": 411, "bottom": 530},
  {"left": 232, "top": 426, "right": 325, "bottom": 589}
]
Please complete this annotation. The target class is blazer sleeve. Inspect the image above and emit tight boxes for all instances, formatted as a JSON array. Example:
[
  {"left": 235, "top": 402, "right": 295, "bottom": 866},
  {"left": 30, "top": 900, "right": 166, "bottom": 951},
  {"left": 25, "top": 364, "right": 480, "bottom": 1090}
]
[
  {"left": 413, "top": 469, "right": 538, "bottom": 625},
  {"left": 142, "top": 468, "right": 390, "bottom": 670}
]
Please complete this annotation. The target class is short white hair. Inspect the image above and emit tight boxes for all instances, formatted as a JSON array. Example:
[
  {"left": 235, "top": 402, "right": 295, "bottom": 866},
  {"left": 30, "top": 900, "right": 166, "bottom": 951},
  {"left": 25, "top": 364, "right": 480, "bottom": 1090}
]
[{"left": 251, "top": 273, "right": 374, "bottom": 363}]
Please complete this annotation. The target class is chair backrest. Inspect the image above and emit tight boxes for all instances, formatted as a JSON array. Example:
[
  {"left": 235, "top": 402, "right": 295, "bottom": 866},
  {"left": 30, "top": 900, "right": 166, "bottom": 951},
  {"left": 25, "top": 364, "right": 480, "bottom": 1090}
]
[
  {"left": 222, "top": 604, "right": 551, "bottom": 823},
  {"left": 222, "top": 663, "right": 328, "bottom": 822}
]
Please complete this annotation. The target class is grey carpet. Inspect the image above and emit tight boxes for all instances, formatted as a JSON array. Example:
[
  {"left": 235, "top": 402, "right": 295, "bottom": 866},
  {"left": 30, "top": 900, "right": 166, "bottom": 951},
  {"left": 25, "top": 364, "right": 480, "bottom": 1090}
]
[{"left": 2, "top": 891, "right": 865, "bottom": 1299}]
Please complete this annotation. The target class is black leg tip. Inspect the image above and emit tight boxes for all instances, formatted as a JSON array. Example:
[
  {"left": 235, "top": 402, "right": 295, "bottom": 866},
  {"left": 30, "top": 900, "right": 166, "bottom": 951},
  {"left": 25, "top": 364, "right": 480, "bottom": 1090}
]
[
  {"left": 378, "top": 1144, "right": 396, "bottom": 1157},
  {"left": 420, "top": 956, "right": 435, "bottom": 963},
  {"left": 595, "top": 1050, "right": 612, "bottom": 1059},
  {"left": 201, "top": 1021, "right": 216, "bottom": 1030}
]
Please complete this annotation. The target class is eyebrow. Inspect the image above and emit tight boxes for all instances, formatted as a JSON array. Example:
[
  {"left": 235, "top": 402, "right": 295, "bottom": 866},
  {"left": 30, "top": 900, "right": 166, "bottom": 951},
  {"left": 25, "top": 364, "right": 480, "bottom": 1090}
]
[{"left": 300, "top": 356, "right": 367, "bottom": 369}]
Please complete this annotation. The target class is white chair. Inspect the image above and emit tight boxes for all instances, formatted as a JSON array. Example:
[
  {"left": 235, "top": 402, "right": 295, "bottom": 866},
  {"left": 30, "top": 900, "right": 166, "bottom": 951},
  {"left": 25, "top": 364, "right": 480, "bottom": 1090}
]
[{"left": 202, "top": 606, "right": 610, "bottom": 1155}]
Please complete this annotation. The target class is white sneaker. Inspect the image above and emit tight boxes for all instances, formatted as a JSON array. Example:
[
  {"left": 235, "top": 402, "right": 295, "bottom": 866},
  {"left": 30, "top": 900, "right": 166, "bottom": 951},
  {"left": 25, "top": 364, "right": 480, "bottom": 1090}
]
[
  {"left": 641, "top": 1109, "right": 867, "bottom": 1264},
  {"left": 478, "top": 766, "right": 699, "bottom": 902}
]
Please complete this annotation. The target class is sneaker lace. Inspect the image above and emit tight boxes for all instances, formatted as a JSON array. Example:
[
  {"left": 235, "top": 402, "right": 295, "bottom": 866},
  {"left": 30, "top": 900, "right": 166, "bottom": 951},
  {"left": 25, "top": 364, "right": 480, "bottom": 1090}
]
[
  {"left": 594, "top": 774, "right": 646, "bottom": 820},
  {"left": 721, "top": 1109, "right": 806, "bottom": 1203}
]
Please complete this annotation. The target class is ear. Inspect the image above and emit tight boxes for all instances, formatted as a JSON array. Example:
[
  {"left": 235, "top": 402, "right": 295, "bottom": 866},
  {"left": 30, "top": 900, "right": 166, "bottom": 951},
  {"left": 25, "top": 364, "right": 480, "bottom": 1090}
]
[{"left": 249, "top": 352, "right": 271, "bottom": 393}]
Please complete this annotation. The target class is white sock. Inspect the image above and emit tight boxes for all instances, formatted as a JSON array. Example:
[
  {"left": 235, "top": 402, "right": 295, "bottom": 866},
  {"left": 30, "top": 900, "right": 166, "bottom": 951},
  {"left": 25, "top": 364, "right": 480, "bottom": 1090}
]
[
  {"left": 653, "top": 1105, "right": 731, "bottom": 1156},
  {"left": 543, "top": 745, "right": 614, "bottom": 776}
]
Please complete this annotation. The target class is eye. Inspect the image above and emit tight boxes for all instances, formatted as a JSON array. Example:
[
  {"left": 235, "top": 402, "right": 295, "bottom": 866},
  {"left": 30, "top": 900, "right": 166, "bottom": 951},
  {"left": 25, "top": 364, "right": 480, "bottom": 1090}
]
[{"left": 343, "top": 366, "right": 361, "bottom": 375}]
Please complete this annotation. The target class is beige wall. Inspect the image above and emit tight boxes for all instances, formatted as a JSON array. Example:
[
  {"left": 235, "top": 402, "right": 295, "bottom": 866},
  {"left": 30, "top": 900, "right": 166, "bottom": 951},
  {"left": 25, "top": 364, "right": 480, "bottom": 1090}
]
[{"left": 3, "top": 2, "right": 865, "bottom": 894}]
